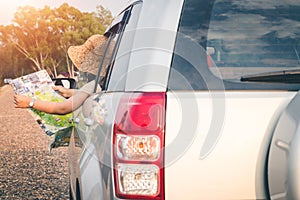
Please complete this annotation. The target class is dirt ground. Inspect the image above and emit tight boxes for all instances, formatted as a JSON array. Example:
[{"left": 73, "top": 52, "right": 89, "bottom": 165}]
[{"left": 0, "top": 85, "right": 69, "bottom": 199}]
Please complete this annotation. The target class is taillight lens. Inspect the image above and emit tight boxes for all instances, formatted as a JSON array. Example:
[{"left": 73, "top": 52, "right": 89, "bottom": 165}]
[
  {"left": 116, "top": 134, "right": 160, "bottom": 161},
  {"left": 113, "top": 92, "right": 165, "bottom": 199}
]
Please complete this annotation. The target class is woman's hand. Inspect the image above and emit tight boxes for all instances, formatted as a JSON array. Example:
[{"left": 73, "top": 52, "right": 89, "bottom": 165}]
[
  {"left": 14, "top": 94, "right": 31, "bottom": 108},
  {"left": 52, "top": 86, "right": 74, "bottom": 98}
]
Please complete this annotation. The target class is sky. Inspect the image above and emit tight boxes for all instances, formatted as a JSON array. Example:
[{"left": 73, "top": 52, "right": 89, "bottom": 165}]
[{"left": 0, "top": 0, "right": 129, "bottom": 25}]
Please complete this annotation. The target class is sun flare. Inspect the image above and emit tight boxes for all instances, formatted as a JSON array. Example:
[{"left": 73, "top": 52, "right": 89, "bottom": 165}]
[{"left": 0, "top": 0, "right": 38, "bottom": 24}]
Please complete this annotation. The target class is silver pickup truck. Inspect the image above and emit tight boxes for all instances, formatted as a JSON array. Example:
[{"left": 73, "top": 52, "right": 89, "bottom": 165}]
[{"left": 68, "top": 0, "right": 300, "bottom": 199}]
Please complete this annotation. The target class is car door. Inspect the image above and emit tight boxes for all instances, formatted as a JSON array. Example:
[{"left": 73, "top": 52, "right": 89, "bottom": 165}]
[{"left": 68, "top": 3, "right": 142, "bottom": 199}]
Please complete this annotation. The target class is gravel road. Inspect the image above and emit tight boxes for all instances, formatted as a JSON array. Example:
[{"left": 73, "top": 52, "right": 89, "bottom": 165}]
[{"left": 0, "top": 85, "right": 69, "bottom": 199}]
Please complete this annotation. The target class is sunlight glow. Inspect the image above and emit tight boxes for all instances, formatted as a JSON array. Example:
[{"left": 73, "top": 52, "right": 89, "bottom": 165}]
[{"left": 0, "top": 0, "right": 127, "bottom": 25}]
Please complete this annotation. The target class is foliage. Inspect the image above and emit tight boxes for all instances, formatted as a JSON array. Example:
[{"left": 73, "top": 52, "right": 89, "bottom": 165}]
[{"left": 0, "top": 3, "right": 113, "bottom": 86}]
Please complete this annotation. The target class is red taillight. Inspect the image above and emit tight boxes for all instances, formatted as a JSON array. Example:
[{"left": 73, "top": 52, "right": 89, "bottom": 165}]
[{"left": 113, "top": 92, "right": 165, "bottom": 200}]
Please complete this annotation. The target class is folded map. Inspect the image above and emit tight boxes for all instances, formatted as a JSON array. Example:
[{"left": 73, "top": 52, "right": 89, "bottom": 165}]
[{"left": 8, "top": 70, "right": 73, "bottom": 137}]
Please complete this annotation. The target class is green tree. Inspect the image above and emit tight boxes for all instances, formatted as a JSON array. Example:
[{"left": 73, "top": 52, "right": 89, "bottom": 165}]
[
  {"left": 54, "top": 3, "right": 111, "bottom": 77},
  {"left": 96, "top": 5, "right": 114, "bottom": 27},
  {"left": 0, "top": 26, "right": 32, "bottom": 85},
  {"left": 0, "top": 3, "right": 112, "bottom": 84}
]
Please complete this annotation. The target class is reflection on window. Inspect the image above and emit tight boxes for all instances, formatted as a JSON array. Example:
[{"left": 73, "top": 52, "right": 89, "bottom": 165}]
[
  {"left": 169, "top": 0, "right": 300, "bottom": 89},
  {"left": 207, "top": 0, "right": 300, "bottom": 69}
]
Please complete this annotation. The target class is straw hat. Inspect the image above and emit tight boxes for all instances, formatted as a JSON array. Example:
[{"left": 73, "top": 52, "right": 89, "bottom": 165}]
[{"left": 68, "top": 34, "right": 110, "bottom": 75}]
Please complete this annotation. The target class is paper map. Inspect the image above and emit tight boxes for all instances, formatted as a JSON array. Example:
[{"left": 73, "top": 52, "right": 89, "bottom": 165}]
[{"left": 9, "top": 70, "right": 73, "bottom": 137}]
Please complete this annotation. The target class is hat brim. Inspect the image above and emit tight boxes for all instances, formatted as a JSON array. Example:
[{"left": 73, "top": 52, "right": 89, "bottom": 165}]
[{"left": 68, "top": 34, "right": 108, "bottom": 75}]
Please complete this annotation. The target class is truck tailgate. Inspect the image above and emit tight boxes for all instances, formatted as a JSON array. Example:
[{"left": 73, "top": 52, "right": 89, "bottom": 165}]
[{"left": 164, "top": 91, "right": 296, "bottom": 200}]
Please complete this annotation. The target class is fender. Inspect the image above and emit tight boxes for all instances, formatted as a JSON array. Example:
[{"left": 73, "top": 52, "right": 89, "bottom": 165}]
[
  {"left": 268, "top": 91, "right": 300, "bottom": 200},
  {"left": 79, "top": 144, "right": 105, "bottom": 200}
]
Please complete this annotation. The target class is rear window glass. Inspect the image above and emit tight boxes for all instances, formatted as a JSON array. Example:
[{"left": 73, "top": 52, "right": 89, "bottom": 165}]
[
  {"left": 208, "top": 0, "right": 300, "bottom": 79},
  {"left": 169, "top": 0, "right": 300, "bottom": 90}
]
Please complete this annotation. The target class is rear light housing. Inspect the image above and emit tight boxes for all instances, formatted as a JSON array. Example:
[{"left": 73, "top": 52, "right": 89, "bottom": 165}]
[{"left": 113, "top": 92, "right": 166, "bottom": 199}]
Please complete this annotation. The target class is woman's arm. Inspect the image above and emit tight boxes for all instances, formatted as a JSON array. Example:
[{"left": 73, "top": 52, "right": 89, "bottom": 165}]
[{"left": 14, "top": 91, "right": 89, "bottom": 115}]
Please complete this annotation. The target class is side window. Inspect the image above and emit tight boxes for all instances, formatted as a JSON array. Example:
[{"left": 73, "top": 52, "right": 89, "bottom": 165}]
[
  {"left": 105, "top": 3, "right": 142, "bottom": 92},
  {"left": 97, "top": 34, "right": 118, "bottom": 89},
  {"left": 93, "top": 8, "right": 132, "bottom": 92},
  {"left": 75, "top": 34, "right": 116, "bottom": 92}
]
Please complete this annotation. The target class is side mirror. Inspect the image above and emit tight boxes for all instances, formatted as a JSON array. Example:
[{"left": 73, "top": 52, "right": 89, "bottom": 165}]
[{"left": 52, "top": 78, "right": 77, "bottom": 89}]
